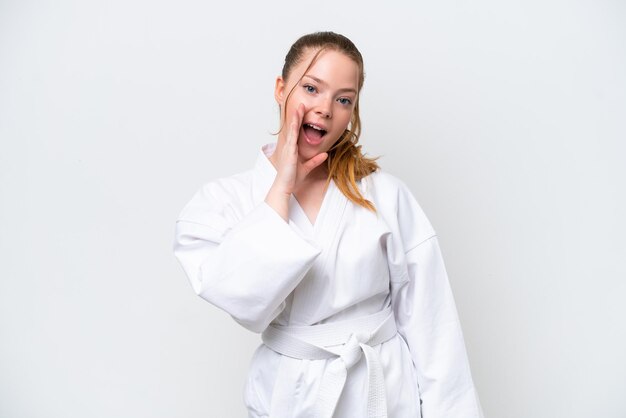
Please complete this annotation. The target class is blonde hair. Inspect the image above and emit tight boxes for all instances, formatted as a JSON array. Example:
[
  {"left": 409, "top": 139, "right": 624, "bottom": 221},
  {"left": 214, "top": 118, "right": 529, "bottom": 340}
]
[{"left": 277, "top": 31, "right": 380, "bottom": 213}]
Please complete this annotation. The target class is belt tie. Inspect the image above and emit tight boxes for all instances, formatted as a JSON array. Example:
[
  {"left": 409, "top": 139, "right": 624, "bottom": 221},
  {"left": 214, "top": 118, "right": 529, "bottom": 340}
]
[{"left": 261, "top": 306, "right": 397, "bottom": 418}]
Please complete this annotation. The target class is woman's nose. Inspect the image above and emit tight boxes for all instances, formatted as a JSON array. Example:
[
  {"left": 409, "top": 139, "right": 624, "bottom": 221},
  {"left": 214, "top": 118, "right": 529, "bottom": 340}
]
[{"left": 315, "top": 97, "right": 332, "bottom": 119}]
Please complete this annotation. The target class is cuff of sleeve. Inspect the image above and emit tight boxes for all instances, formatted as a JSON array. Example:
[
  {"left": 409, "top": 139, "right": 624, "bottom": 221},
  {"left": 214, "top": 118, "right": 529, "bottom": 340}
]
[{"left": 250, "top": 200, "right": 322, "bottom": 254}]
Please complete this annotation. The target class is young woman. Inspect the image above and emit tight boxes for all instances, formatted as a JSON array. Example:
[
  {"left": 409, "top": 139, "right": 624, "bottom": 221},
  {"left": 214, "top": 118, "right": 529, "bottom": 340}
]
[{"left": 174, "top": 31, "right": 484, "bottom": 418}]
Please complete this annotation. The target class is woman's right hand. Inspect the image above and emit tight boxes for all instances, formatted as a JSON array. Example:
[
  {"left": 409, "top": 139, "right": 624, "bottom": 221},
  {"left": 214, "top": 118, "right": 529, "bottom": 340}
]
[
  {"left": 264, "top": 103, "right": 329, "bottom": 222},
  {"left": 272, "top": 103, "right": 328, "bottom": 195}
]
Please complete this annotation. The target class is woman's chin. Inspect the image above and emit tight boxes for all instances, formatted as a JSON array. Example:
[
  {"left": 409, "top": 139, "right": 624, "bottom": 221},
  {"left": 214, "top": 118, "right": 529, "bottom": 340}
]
[{"left": 297, "top": 147, "right": 315, "bottom": 162}]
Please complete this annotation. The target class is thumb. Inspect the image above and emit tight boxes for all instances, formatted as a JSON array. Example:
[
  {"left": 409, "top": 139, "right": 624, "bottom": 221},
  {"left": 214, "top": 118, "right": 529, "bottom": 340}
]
[{"left": 302, "top": 152, "right": 328, "bottom": 174}]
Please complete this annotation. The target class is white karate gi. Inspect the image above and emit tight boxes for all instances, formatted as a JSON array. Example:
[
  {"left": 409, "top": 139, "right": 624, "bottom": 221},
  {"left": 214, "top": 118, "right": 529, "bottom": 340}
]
[{"left": 173, "top": 142, "right": 484, "bottom": 418}]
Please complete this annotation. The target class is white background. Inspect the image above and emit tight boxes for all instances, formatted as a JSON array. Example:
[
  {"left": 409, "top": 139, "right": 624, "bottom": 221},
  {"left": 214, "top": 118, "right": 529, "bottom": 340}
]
[{"left": 1, "top": 1, "right": 625, "bottom": 417}]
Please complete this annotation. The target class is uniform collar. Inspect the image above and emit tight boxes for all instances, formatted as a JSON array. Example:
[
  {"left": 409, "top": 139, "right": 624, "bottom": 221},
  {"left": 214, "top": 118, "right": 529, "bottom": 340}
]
[
  {"left": 256, "top": 142, "right": 278, "bottom": 175},
  {"left": 252, "top": 142, "right": 278, "bottom": 202}
]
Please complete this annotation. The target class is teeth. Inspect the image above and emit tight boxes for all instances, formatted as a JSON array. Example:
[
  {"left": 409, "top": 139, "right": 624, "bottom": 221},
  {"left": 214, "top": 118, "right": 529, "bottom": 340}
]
[{"left": 305, "top": 123, "right": 324, "bottom": 131}]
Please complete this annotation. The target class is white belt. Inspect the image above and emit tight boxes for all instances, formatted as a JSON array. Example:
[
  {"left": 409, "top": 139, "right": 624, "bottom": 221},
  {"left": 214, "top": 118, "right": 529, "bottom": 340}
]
[{"left": 261, "top": 306, "right": 398, "bottom": 418}]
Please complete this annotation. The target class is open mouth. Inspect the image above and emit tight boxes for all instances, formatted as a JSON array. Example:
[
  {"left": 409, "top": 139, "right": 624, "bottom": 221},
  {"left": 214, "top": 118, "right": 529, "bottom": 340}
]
[{"left": 302, "top": 123, "right": 327, "bottom": 142}]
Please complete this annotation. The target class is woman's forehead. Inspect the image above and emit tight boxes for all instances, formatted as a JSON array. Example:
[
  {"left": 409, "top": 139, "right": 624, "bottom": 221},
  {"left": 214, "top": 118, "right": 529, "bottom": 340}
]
[{"left": 289, "top": 48, "right": 360, "bottom": 89}]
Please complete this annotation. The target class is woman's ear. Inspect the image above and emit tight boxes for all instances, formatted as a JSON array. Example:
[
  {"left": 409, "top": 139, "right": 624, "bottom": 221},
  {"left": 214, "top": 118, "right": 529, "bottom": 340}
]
[{"left": 274, "top": 76, "right": 285, "bottom": 105}]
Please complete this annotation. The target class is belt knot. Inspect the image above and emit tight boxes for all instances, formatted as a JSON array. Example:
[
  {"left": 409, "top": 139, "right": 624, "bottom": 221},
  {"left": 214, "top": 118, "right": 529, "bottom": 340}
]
[{"left": 339, "top": 331, "right": 372, "bottom": 370}]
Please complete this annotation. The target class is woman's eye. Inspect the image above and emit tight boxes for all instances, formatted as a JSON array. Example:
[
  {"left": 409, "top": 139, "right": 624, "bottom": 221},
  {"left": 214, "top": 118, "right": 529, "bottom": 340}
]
[
  {"left": 338, "top": 97, "right": 352, "bottom": 105},
  {"left": 304, "top": 85, "right": 317, "bottom": 93}
]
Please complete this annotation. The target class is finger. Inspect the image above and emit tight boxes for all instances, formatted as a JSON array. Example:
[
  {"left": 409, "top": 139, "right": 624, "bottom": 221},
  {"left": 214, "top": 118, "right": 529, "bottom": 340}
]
[
  {"left": 288, "top": 104, "right": 305, "bottom": 157},
  {"left": 285, "top": 105, "right": 300, "bottom": 154},
  {"left": 292, "top": 103, "right": 305, "bottom": 135},
  {"left": 296, "top": 103, "right": 305, "bottom": 125},
  {"left": 293, "top": 103, "right": 305, "bottom": 136}
]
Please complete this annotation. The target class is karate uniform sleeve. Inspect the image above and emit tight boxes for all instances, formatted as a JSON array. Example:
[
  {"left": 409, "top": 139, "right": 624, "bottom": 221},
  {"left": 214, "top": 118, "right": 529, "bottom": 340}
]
[
  {"left": 392, "top": 236, "right": 484, "bottom": 418},
  {"left": 173, "top": 182, "right": 322, "bottom": 333},
  {"left": 388, "top": 179, "right": 484, "bottom": 418}
]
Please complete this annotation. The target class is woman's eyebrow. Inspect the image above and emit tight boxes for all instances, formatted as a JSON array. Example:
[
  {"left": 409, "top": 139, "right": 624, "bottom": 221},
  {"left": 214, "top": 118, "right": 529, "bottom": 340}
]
[{"left": 303, "top": 75, "right": 357, "bottom": 94}]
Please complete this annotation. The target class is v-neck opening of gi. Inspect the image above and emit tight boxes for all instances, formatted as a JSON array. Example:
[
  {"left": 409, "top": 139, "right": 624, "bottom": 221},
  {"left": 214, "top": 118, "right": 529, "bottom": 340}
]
[
  {"left": 258, "top": 142, "right": 345, "bottom": 240},
  {"left": 291, "top": 179, "right": 334, "bottom": 232}
]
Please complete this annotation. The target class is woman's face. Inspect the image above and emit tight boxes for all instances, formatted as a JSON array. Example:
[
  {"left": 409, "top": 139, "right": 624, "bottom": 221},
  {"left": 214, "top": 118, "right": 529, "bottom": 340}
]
[{"left": 275, "top": 48, "right": 359, "bottom": 163}]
